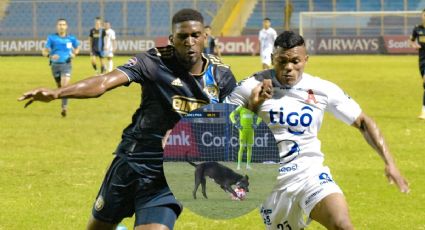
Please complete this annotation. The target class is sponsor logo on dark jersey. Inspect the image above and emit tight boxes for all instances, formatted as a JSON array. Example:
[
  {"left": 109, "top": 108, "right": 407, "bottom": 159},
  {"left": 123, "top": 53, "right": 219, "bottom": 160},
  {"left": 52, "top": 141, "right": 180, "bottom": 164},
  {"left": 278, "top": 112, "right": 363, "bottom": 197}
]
[
  {"left": 124, "top": 57, "right": 137, "bottom": 67},
  {"left": 172, "top": 96, "right": 208, "bottom": 115}
]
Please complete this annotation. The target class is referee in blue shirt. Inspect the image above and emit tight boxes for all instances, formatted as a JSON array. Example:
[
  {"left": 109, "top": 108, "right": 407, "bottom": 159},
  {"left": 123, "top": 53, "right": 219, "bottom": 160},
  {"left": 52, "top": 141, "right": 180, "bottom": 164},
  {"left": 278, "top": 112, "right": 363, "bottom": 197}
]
[{"left": 42, "top": 18, "right": 80, "bottom": 117}]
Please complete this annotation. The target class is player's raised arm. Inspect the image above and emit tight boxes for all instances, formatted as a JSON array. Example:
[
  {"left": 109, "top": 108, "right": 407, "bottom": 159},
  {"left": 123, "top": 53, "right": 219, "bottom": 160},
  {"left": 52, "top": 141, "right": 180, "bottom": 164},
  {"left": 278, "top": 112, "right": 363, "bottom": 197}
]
[
  {"left": 18, "top": 70, "right": 129, "bottom": 107},
  {"left": 247, "top": 79, "right": 273, "bottom": 112},
  {"left": 352, "top": 112, "right": 410, "bottom": 193}
]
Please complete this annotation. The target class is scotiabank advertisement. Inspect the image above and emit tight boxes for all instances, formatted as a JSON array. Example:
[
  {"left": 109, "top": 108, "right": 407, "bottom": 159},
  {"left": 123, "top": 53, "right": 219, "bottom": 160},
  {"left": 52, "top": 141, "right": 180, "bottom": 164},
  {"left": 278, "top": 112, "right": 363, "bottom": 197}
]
[{"left": 382, "top": 35, "right": 417, "bottom": 54}]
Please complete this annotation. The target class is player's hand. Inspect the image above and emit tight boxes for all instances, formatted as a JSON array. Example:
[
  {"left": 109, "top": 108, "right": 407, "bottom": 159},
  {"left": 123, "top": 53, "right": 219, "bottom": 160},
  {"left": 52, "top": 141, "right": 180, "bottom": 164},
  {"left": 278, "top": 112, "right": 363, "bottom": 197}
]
[
  {"left": 51, "top": 54, "right": 60, "bottom": 61},
  {"left": 18, "top": 88, "right": 58, "bottom": 108},
  {"left": 384, "top": 163, "right": 410, "bottom": 193},
  {"left": 413, "top": 43, "right": 421, "bottom": 50},
  {"left": 248, "top": 79, "right": 273, "bottom": 112}
]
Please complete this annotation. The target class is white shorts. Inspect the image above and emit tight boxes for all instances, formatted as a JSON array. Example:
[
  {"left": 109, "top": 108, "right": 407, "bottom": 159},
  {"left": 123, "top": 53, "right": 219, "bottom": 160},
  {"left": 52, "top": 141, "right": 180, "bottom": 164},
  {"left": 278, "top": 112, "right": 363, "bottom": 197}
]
[
  {"left": 103, "top": 50, "right": 114, "bottom": 58},
  {"left": 260, "top": 166, "right": 343, "bottom": 230},
  {"left": 261, "top": 51, "right": 272, "bottom": 66}
]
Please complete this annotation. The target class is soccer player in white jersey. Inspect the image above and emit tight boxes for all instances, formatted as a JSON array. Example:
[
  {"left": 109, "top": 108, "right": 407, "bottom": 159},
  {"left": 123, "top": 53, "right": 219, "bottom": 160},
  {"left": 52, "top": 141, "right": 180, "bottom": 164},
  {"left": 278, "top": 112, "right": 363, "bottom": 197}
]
[
  {"left": 104, "top": 21, "right": 117, "bottom": 72},
  {"left": 258, "top": 18, "right": 277, "bottom": 70},
  {"left": 225, "top": 31, "right": 409, "bottom": 230}
]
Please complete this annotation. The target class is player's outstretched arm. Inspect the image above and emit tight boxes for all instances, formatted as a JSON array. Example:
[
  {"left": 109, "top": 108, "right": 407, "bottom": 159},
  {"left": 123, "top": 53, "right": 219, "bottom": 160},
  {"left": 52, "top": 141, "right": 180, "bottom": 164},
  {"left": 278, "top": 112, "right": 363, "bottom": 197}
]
[
  {"left": 408, "top": 39, "right": 421, "bottom": 49},
  {"left": 18, "top": 70, "right": 129, "bottom": 108},
  {"left": 352, "top": 112, "right": 410, "bottom": 193}
]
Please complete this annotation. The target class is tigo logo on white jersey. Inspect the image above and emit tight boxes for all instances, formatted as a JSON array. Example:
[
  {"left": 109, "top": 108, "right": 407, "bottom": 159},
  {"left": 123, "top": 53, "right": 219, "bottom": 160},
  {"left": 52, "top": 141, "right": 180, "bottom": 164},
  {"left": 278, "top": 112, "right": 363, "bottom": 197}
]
[{"left": 269, "top": 105, "right": 313, "bottom": 135}]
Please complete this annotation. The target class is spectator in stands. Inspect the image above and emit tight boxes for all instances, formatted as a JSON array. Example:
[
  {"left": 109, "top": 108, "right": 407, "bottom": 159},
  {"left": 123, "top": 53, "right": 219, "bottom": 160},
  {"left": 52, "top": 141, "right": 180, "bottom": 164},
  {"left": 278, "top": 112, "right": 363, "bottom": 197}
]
[
  {"left": 42, "top": 18, "right": 80, "bottom": 117},
  {"left": 258, "top": 17, "right": 277, "bottom": 70},
  {"left": 203, "top": 25, "right": 221, "bottom": 58},
  {"left": 409, "top": 8, "right": 425, "bottom": 119},
  {"left": 104, "top": 21, "right": 117, "bottom": 72},
  {"left": 89, "top": 17, "right": 106, "bottom": 74}
]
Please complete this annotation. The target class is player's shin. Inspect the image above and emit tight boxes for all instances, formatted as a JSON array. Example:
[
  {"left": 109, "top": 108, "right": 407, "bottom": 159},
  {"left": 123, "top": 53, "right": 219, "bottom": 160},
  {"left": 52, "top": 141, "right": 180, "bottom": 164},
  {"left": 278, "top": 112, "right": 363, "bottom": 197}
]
[{"left": 246, "top": 146, "right": 252, "bottom": 169}]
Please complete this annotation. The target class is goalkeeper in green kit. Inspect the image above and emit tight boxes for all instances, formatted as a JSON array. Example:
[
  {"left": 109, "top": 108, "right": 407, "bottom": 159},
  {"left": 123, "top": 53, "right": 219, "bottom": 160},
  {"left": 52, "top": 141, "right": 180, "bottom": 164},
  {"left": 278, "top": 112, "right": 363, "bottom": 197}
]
[{"left": 230, "top": 105, "right": 262, "bottom": 170}]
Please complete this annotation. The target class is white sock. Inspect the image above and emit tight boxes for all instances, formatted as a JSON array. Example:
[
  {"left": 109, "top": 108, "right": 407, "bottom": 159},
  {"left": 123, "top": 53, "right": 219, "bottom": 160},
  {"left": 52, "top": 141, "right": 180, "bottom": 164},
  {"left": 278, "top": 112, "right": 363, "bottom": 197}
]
[
  {"left": 108, "top": 59, "right": 113, "bottom": 72},
  {"left": 422, "top": 105, "right": 425, "bottom": 112}
]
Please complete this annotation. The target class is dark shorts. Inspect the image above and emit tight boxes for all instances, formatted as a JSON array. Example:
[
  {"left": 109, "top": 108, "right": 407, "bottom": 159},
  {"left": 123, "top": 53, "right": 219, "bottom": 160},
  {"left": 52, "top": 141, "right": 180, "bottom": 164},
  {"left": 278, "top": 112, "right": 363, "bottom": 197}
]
[
  {"left": 91, "top": 50, "right": 105, "bottom": 58},
  {"left": 51, "top": 63, "right": 71, "bottom": 82},
  {"left": 91, "top": 155, "right": 182, "bottom": 229}
]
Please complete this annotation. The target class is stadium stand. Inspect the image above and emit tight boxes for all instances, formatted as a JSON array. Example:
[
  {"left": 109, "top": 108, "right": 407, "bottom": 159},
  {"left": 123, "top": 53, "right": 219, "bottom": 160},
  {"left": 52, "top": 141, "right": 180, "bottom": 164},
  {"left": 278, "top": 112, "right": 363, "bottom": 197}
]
[
  {"left": 0, "top": 0, "right": 221, "bottom": 38},
  {"left": 0, "top": 0, "right": 423, "bottom": 38}
]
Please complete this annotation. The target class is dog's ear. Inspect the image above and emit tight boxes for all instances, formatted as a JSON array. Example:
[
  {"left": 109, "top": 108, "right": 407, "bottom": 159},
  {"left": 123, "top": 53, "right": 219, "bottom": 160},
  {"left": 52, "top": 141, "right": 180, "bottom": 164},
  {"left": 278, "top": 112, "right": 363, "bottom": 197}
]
[{"left": 244, "top": 175, "right": 249, "bottom": 180}]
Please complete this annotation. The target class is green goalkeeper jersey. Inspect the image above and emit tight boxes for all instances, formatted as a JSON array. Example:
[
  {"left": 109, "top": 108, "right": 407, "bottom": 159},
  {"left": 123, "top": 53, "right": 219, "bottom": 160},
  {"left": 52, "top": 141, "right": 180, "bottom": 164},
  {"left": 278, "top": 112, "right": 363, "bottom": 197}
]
[{"left": 229, "top": 106, "right": 262, "bottom": 130}]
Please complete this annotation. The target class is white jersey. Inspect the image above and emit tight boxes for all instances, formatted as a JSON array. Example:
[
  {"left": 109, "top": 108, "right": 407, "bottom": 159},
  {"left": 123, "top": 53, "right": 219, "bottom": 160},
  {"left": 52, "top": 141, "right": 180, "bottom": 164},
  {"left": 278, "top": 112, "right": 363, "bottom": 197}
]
[
  {"left": 259, "top": 27, "right": 277, "bottom": 55},
  {"left": 104, "top": 28, "right": 116, "bottom": 52},
  {"left": 225, "top": 70, "right": 362, "bottom": 186}
]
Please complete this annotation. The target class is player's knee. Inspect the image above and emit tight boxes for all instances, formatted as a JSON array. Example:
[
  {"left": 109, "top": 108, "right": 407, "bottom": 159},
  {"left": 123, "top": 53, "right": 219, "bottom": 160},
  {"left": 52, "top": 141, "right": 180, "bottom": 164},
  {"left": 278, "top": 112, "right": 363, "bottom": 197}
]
[
  {"left": 330, "top": 216, "right": 353, "bottom": 230},
  {"left": 87, "top": 216, "right": 116, "bottom": 230}
]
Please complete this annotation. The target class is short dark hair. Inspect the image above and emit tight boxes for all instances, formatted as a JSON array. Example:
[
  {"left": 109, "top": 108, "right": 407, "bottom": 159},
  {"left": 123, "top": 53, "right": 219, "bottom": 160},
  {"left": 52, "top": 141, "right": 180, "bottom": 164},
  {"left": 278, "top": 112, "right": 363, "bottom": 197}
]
[
  {"left": 172, "top": 8, "right": 204, "bottom": 25},
  {"left": 95, "top": 16, "right": 101, "bottom": 21},
  {"left": 274, "top": 31, "right": 305, "bottom": 49},
  {"left": 57, "top": 18, "right": 67, "bottom": 23},
  {"left": 205, "top": 25, "right": 211, "bottom": 29},
  {"left": 264, "top": 17, "right": 271, "bottom": 21}
]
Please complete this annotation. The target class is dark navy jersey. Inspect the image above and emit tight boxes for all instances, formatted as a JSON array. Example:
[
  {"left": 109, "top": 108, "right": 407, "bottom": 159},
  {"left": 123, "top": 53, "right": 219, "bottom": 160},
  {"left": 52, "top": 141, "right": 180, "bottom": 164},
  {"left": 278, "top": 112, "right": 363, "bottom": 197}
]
[
  {"left": 204, "top": 36, "right": 217, "bottom": 55},
  {"left": 115, "top": 46, "right": 237, "bottom": 159},
  {"left": 89, "top": 28, "right": 106, "bottom": 52},
  {"left": 411, "top": 24, "right": 425, "bottom": 60}
]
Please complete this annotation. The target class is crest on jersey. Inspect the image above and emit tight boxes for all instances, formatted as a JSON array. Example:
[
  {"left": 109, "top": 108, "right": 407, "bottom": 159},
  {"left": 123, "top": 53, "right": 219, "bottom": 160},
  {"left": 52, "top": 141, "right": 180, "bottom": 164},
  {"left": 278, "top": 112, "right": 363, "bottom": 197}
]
[
  {"left": 124, "top": 57, "right": 137, "bottom": 67},
  {"left": 204, "top": 85, "right": 219, "bottom": 103},
  {"left": 306, "top": 89, "right": 317, "bottom": 104}
]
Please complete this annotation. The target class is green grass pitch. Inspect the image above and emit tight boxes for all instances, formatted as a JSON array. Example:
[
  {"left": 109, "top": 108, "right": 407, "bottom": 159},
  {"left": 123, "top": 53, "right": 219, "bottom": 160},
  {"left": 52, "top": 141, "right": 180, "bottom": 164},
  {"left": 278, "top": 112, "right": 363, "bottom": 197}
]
[{"left": 1, "top": 55, "right": 424, "bottom": 229}]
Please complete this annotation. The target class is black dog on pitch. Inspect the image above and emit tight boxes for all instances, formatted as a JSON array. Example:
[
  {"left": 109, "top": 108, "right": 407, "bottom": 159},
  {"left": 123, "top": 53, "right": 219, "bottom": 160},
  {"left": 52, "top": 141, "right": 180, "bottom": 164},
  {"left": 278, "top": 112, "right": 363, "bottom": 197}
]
[{"left": 187, "top": 160, "right": 249, "bottom": 199}]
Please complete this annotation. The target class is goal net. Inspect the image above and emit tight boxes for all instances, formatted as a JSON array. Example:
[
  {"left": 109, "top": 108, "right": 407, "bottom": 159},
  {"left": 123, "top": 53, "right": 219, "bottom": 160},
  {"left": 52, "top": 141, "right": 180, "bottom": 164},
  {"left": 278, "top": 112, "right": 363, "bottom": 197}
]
[{"left": 299, "top": 11, "right": 421, "bottom": 38}]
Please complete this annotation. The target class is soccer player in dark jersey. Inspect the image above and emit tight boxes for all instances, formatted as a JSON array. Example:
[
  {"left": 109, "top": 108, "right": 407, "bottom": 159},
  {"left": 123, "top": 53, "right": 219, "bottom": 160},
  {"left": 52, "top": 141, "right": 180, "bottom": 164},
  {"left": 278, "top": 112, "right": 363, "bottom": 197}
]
[
  {"left": 204, "top": 25, "right": 221, "bottom": 58},
  {"left": 89, "top": 17, "right": 107, "bottom": 74},
  {"left": 19, "top": 9, "right": 236, "bottom": 230},
  {"left": 409, "top": 8, "right": 425, "bottom": 119}
]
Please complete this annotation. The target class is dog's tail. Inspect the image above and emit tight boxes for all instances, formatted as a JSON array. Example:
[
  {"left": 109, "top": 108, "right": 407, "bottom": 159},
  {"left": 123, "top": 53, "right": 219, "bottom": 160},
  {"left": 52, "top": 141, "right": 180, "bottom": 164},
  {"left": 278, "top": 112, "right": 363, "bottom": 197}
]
[{"left": 185, "top": 153, "right": 197, "bottom": 167}]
